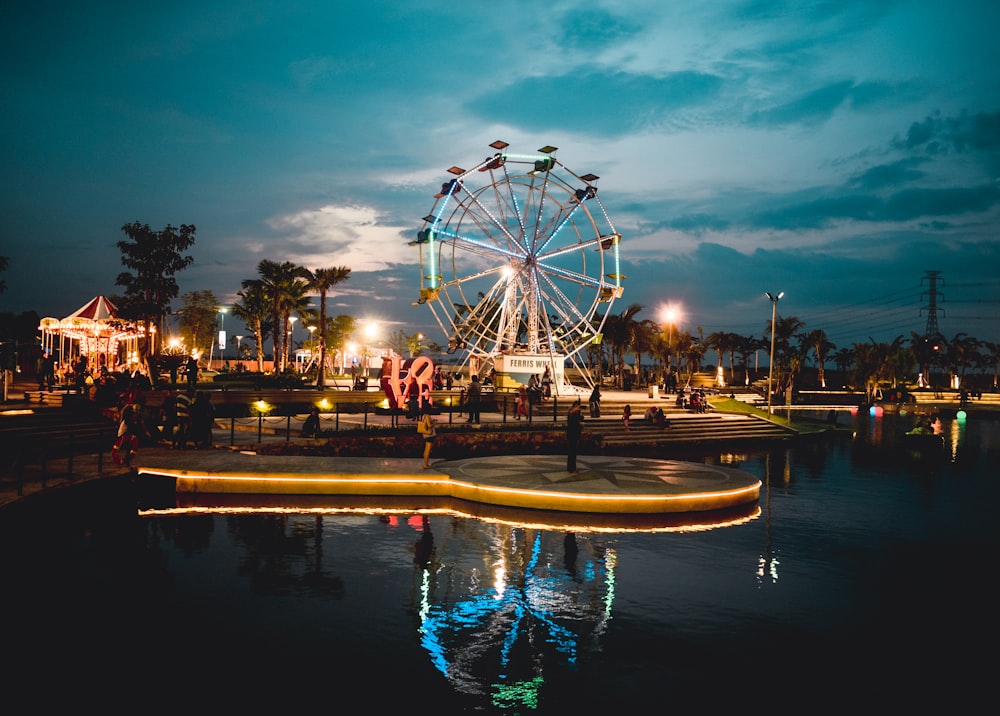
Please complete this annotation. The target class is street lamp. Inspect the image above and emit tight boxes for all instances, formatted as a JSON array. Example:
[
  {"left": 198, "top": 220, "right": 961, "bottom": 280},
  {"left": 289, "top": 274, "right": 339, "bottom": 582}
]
[
  {"left": 235, "top": 335, "right": 244, "bottom": 368},
  {"left": 363, "top": 321, "right": 378, "bottom": 376},
  {"left": 660, "top": 303, "right": 681, "bottom": 380},
  {"left": 765, "top": 291, "right": 784, "bottom": 415},
  {"left": 287, "top": 316, "right": 298, "bottom": 367}
]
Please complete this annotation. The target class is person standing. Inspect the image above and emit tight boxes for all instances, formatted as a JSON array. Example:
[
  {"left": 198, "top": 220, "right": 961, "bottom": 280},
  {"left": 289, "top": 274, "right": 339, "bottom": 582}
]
[
  {"left": 189, "top": 390, "right": 215, "bottom": 449},
  {"left": 466, "top": 374, "right": 482, "bottom": 424},
  {"left": 622, "top": 404, "right": 632, "bottom": 432},
  {"left": 418, "top": 408, "right": 437, "bottom": 468},
  {"left": 185, "top": 356, "right": 198, "bottom": 391},
  {"left": 566, "top": 399, "right": 584, "bottom": 475},
  {"left": 159, "top": 389, "right": 177, "bottom": 444},
  {"left": 588, "top": 384, "right": 602, "bottom": 418},
  {"left": 173, "top": 388, "right": 193, "bottom": 448}
]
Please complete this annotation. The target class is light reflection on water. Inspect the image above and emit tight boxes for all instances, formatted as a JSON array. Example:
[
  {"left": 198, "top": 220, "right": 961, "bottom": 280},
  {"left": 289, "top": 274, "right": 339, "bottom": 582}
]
[{"left": 2, "top": 413, "right": 997, "bottom": 711}]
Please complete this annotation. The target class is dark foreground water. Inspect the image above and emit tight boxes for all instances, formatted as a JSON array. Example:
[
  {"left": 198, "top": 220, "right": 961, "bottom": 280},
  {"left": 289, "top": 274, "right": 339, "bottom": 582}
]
[{"left": 2, "top": 411, "right": 997, "bottom": 712}]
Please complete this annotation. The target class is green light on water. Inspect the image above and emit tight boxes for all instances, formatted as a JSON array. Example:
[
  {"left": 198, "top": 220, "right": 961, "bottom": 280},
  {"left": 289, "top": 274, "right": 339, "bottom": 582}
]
[{"left": 491, "top": 676, "right": 544, "bottom": 710}]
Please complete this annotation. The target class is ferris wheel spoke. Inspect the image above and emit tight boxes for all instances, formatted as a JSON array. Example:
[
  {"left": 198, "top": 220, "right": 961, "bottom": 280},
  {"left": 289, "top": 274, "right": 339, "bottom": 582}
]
[
  {"left": 535, "top": 261, "right": 604, "bottom": 292},
  {"left": 440, "top": 232, "right": 526, "bottom": 263}
]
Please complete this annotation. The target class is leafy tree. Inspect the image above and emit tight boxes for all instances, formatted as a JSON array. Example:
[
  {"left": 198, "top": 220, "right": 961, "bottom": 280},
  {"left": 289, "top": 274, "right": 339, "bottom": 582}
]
[
  {"left": 326, "top": 314, "right": 357, "bottom": 372},
  {"left": 178, "top": 290, "right": 220, "bottom": 358},
  {"left": 115, "top": 222, "right": 195, "bottom": 362},
  {"left": 303, "top": 266, "right": 351, "bottom": 387}
]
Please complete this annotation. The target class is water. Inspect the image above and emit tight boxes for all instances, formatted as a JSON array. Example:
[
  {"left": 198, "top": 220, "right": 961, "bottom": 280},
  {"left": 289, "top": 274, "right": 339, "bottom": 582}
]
[{"left": 2, "top": 412, "right": 997, "bottom": 711}]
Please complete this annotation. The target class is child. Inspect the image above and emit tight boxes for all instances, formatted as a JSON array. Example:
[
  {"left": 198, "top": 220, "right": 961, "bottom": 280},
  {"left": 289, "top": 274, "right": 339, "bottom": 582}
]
[{"left": 622, "top": 404, "right": 631, "bottom": 432}]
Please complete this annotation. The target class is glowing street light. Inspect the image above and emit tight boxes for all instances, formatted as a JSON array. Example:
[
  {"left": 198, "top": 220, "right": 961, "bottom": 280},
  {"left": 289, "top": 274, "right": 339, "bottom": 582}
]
[
  {"left": 235, "top": 335, "right": 244, "bottom": 368},
  {"left": 660, "top": 303, "right": 682, "bottom": 376},
  {"left": 363, "top": 321, "right": 379, "bottom": 376},
  {"left": 765, "top": 291, "right": 784, "bottom": 415}
]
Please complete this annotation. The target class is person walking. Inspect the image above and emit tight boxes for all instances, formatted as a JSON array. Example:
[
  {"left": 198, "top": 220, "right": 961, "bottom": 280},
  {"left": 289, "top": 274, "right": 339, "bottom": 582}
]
[
  {"left": 466, "top": 374, "right": 482, "bottom": 424},
  {"left": 566, "top": 399, "right": 584, "bottom": 475},
  {"left": 112, "top": 404, "right": 139, "bottom": 467},
  {"left": 418, "top": 408, "right": 437, "bottom": 468},
  {"left": 515, "top": 386, "right": 529, "bottom": 420}
]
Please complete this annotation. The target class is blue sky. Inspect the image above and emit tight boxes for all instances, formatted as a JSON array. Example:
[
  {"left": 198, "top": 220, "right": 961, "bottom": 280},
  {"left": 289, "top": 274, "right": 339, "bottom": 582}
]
[{"left": 2, "top": 0, "right": 998, "bottom": 354}]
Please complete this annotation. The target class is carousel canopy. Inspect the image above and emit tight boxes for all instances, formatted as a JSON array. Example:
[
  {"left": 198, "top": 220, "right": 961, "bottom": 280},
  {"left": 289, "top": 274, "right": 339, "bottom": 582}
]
[
  {"left": 65, "top": 295, "right": 119, "bottom": 322},
  {"left": 38, "top": 295, "right": 146, "bottom": 368}
]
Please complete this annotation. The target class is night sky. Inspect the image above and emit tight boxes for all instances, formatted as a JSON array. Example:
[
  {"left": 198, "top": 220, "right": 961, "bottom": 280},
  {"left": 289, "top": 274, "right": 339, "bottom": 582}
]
[{"left": 2, "top": 1, "right": 997, "bottom": 352}]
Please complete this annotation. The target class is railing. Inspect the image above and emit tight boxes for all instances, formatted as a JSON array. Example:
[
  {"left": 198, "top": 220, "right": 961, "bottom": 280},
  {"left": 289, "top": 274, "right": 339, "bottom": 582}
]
[
  {"left": 215, "top": 393, "right": 568, "bottom": 445},
  {"left": 0, "top": 423, "right": 115, "bottom": 496}
]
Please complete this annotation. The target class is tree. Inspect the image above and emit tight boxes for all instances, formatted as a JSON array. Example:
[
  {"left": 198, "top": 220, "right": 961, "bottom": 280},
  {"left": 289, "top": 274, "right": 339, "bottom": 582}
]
[
  {"left": 303, "top": 266, "right": 351, "bottom": 388},
  {"left": 232, "top": 280, "right": 270, "bottom": 372},
  {"left": 945, "top": 332, "right": 981, "bottom": 390},
  {"left": 115, "top": 222, "right": 196, "bottom": 363},
  {"left": 178, "top": 290, "right": 220, "bottom": 358},
  {"left": 803, "top": 329, "right": 835, "bottom": 388},
  {"left": 326, "top": 314, "right": 357, "bottom": 373},
  {"left": 982, "top": 341, "right": 1000, "bottom": 390},
  {"left": 257, "top": 260, "right": 309, "bottom": 373}
]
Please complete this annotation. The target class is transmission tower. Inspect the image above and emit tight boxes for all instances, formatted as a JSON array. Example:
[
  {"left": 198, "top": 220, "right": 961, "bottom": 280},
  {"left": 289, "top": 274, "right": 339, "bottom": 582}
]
[{"left": 920, "top": 270, "right": 945, "bottom": 338}]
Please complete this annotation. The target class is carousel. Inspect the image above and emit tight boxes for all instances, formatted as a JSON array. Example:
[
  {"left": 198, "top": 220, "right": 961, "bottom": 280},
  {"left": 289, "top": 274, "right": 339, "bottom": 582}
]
[{"left": 38, "top": 295, "right": 147, "bottom": 376}]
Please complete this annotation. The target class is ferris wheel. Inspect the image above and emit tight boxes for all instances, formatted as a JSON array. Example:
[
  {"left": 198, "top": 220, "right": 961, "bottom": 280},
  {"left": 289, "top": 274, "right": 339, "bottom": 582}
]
[{"left": 413, "top": 141, "right": 623, "bottom": 391}]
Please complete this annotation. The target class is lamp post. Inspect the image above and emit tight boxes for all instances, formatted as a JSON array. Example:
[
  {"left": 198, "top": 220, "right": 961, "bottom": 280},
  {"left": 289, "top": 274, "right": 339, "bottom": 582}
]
[
  {"left": 287, "top": 316, "right": 298, "bottom": 369},
  {"left": 363, "top": 321, "right": 378, "bottom": 377},
  {"left": 765, "top": 291, "right": 784, "bottom": 415},
  {"left": 235, "top": 335, "right": 244, "bottom": 370},
  {"left": 660, "top": 303, "right": 681, "bottom": 385}
]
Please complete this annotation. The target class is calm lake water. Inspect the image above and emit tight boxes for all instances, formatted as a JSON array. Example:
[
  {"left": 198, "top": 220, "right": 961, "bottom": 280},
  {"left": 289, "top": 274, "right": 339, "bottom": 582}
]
[{"left": 3, "top": 410, "right": 997, "bottom": 711}]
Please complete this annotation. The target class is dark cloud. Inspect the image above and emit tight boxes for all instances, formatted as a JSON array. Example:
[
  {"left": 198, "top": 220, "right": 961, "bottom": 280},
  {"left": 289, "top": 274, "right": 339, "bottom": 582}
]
[
  {"left": 848, "top": 158, "right": 926, "bottom": 191},
  {"left": 896, "top": 110, "right": 1000, "bottom": 154},
  {"left": 467, "top": 70, "right": 724, "bottom": 135}
]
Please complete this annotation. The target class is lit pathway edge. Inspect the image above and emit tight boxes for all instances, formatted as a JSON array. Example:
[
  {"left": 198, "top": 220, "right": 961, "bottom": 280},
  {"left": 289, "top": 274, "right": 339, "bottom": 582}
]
[{"left": 135, "top": 453, "right": 761, "bottom": 515}]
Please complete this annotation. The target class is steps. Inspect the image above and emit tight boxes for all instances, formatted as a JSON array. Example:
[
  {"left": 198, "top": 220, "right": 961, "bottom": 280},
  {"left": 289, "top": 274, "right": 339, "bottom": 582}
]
[{"left": 583, "top": 412, "right": 797, "bottom": 446}]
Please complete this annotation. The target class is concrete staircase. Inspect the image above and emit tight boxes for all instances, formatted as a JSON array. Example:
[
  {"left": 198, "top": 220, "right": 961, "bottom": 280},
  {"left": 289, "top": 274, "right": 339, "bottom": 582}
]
[{"left": 585, "top": 412, "right": 797, "bottom": 447}]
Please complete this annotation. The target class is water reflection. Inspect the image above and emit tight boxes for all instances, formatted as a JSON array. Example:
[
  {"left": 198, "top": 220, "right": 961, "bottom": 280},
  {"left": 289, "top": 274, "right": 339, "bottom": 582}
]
[{"left": 4, "top": 415, "right": 999, "bottom": 711}]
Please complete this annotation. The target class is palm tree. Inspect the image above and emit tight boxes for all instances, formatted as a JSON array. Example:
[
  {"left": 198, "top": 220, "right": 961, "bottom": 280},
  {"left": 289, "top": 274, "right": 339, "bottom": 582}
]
[
  {"left": 604, "top": 303, "right": 643, "bottom": 388},
  {"left": 946, "top": 332, "right": 981, "bottom": 390},
  {"left": 233, "top": 280, "right": 269, "bottom": 372},
  {"left": 631, "top": 319, "right": 658, "bottom": 384},
  {"left": 803, "top": 329, "right": 835, "bottom": 388},
  {"left": 768, "top": 315, "right": 805, "bottom": 396},
  {"left": 303, "top": 266, "right": 351, "bottom": 388},
  {"left": 257, "top": 260, "right": 309, "bottom": 373},
  {"left": 828, "top": 347, "right": 852, "bottom": 385},
  {"left": 735, "top": 334, "right": 763, "bottom": 386},
  {"left": 281, "top": 278, "right": 314, "bottom": 371},
  {"left": 981, "top": 341, "right": 1000, "bottom": 390}
]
